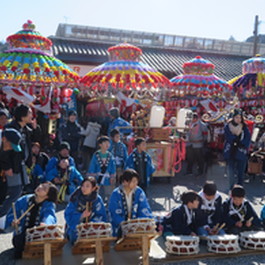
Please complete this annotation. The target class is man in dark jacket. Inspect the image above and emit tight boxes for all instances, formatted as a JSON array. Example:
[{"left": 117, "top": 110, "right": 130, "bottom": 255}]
[
  {"left": 0, "top": 128, "right": 23, "bottom": 231},
  {"left": 60, "top": 110, "right": 81, "bottom": 163}
]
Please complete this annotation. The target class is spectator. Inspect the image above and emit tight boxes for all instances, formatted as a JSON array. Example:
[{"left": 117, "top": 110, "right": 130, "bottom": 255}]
[
  {"left": 5, "top": 104, "right": 38, "bottom": 186},
  {"left": 224, "top": 109, "right": 251, "bottom": 190},
  {"left": 25, "top": 142, "right": 49, "bottom": 192},
  {"left": 185, "top": 112, "right": 208, "bottom": 177},
  {"left": 0, "top": 128, "right": 23, "bottom": 231},
  {"left": 80, "top": 118, "right": 101, "bottom": 172},
  {"left": 61, "top": 110, "right": 82, "bottom": 163},
  {"left": 0, "top": 108, "right": 9, "bottom": 129},
  {"left": 0, "top": 108, "right": 9, "bottom": 203},
  {"left": 45, "top": 141, "right": 75, "bottom": 175},
  {"left": 108, "top": 107, "right": 132, "bottom": 137}
]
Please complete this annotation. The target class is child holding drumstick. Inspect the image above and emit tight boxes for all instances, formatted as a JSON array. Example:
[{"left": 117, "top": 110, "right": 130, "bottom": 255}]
[
  {"left": 222, "top": 185, "right": 262, "bottom": 234},
  {"left": 5, "top": 182, "right": 58, "bottom": 259},
  {"left": 196, "top": 181, "right": 225, "bottom": 236},
  {"left": 108, "top": 169, "right": 153, "bottom": 237},
  {"left": 64, "top": 176, "right": 107, "bottom": 244}
]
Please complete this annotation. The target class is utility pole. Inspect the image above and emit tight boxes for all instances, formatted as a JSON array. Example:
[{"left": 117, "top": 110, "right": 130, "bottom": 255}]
[{"left": 253, "top": 15, "right": 259, "bottom": 56}]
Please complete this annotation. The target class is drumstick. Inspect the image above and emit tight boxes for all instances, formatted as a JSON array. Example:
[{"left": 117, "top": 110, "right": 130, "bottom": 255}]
[
  {"left": 17, "top": 204, "right": 35, "bottom": 222},
  {"left": 212, "top": 223, "right": 220, "bottom": 231},
  {"left": 247, "top": 217, "right": 254, "bottom": 223},
  {"left": 216, "top": 223, "right": 226, "bottom": 233},
  {"left": 12, "top": 203, "right": 18, "bottom": 233}
]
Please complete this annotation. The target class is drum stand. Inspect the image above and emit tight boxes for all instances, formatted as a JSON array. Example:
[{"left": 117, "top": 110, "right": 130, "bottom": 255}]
[
  {"left": 115, "top": 233, "right": 159, "bottom": 265},
  {"left": 23, "top": 238, "right": 66, "bottom": 265},
  {"left": 72, "top": 237, "right": 116, "bottom": 265}
]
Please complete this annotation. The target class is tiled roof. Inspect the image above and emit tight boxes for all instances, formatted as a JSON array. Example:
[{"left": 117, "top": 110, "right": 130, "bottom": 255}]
[{"left": 50, "top": 37, "right": 248, "bottom": 81}]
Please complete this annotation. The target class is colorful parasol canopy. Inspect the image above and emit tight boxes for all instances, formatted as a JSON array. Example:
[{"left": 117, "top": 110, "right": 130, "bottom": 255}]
[
  {"left": 80, "top": 43, "right": 171, "bottom": 98},
  {"left": 0, "top": 20, "right": 79, "bottom": 88},
  {"left": 170, "top": 56, "right": 232, "bottom": 98},
  {"left": 229, "top": 55, "right": 265, "bottom": 99}
]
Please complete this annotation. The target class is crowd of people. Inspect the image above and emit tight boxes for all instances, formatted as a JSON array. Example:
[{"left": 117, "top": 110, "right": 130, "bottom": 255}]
[{"left": 0, "top": 102, "right": 264, "bottom": 260}]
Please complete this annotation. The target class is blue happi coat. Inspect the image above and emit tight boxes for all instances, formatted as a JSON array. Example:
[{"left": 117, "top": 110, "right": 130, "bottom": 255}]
[
  {"left": 108, "top": 186, "right": 153, "bottom": 236},
  {"left": 45, "top": 155, "right": 75, "bottom": 175},
  {"left": 5, "top": 194, "right": 57, "bottom": 236},
  {"left": 109, "top": 140, "right": 128, "bottom": 168},
  {"left": 64, "top": 189, "right": 107, "bottom": 243},
  {"left": 88, "top": 150, "right": 116, "bottom": 186},
  {"left": 125, "top": 149, "right": 155, "bottom": 186},
  {"left": 45, "top": 166, "right": 83, "bottom": 194},
  {"left": 108, "top": 117, "right": 132, "bottom": 136}
]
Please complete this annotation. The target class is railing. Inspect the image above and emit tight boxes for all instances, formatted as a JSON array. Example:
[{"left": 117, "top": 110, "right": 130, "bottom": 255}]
[{"left": 55, "top": 23, "right": 265, "bottom": 57}]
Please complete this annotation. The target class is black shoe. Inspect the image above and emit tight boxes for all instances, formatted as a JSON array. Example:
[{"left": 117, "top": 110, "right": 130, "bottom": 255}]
[{"left": 0, "top": 228, "right": 5, "bottom": 234}]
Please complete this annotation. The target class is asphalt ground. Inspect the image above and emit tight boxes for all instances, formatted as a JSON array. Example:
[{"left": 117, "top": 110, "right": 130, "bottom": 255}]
[{"left": 1, "top": 160, "right": 265, "bottom": 265}]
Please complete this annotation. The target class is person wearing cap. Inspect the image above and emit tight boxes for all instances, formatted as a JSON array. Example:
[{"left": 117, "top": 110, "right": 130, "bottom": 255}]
[
  {"left": 45, "top": 141, "right": 75, "bottom": 175},
  {"left": 0, "top": 128, "right": 23, "bottom": 231},
  {"left": 108, "top": 107, "right": 132, "bottom": 137},
  {"left": 224, "top": 109, "right": 251, "bottom": 190},
  {"left": 60, "top": 110, "right": 82, "bottom": 163}
]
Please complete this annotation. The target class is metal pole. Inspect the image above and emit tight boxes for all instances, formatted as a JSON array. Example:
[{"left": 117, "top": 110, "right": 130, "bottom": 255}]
[{"left": 253, "top": 15, "right": 259, "bottom": 56}]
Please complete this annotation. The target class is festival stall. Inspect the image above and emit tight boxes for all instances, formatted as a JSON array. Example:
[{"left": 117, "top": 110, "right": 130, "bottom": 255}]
[
  {"left": 168, "top": 56, "right": 233, "bottom": 151},
  {"left": 229, "top": 54, "right": 265, "bottom": 124},
  {"left": 0, "top": 20, "right": 80, "bottom": 140},
  {"left": 80, "top": 43, "right": 183, "bottom": 177}
]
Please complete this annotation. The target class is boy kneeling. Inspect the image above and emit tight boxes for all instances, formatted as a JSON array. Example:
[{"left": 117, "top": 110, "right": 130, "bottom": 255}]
[
  {"left": 223, "top": 185, "right": 262, "bottom": 234},
  {"left": 163, "top": 191, "right": 201, "bottom": 237}
]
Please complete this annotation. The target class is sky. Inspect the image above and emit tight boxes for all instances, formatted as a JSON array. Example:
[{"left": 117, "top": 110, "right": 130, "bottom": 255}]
[{"left": 1, "top": 0, "right": 265, "bottom": 43}]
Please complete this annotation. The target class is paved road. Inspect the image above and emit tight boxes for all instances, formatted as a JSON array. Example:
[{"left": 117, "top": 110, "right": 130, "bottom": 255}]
[{"left": 0, "top": 161, "right": 265, "bottom": 265}]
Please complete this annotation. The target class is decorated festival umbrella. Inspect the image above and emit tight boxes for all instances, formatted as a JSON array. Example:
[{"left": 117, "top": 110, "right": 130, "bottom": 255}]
[
  {"left": 80, "top": 43, "right": 171, "bottom": 99},
  {"left": 170, "top": 56, "right": 232, "bottom": 99},
  {"left": 228, "top": 55, "right": 265, "bottom": 120},
  {"left": 0, "top": 20, "right": 79, "bottom": 113},
  {"left": 229, "top": 55, "right": 265, "bottom": 100}
]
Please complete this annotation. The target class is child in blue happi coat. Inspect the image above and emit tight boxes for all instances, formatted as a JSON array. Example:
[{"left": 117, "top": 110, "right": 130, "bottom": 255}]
[
  {"left": 108, "top": 169, "right": 153, "bottom": 237},
  {"left": 46, "top": 158, "right": 83, "bottom": 202},
  {"left": 5, "top": 182, "right": 58, "bottom": 259},
  {"left": 125, "top": 137, "right": 155, "bottom": 192},
  {"left": 88, "top": 136, "right": 116, "bottom": 203},
  {"left": 64, "top": 176, "right": 107, "bottom": 244},
  {"left": 109, "top": 129, "right": 128, "bottom": 184}
]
